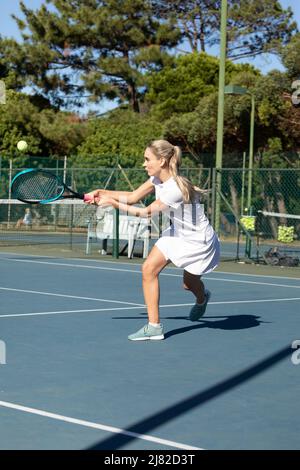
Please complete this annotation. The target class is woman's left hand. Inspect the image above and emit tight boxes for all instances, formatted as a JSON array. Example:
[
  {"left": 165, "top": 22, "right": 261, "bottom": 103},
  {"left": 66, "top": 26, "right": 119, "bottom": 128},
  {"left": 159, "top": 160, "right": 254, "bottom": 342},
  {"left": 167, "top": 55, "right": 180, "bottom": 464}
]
[{"left": 96, "top": 196, "right": 115, "bottom": 208}]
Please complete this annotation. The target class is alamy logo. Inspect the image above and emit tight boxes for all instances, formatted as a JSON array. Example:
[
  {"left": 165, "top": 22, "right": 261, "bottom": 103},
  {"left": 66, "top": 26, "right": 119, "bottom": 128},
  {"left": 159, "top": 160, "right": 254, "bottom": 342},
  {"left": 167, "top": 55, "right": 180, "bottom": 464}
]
[
  {"left": 291, "top": 340, "right": 300, "bottom": 365},
  {"left": 0, "top": 340, "right": 6, "bottom": 365},
  {"left": 291, "top": 80, "right": 300, "bottom": 106}
]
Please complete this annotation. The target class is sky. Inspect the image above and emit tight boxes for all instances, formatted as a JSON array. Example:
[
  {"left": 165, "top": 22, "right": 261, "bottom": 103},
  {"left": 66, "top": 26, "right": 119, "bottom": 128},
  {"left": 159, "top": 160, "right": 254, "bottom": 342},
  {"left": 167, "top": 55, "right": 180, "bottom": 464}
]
[{"left": 1, "top": 0, "right": 299, "bottom": 113}]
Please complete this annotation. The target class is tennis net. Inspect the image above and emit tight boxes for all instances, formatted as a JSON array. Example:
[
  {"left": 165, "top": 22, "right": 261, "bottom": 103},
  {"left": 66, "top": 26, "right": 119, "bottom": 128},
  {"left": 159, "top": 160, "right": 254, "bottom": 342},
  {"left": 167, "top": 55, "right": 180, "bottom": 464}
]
[{"left": 0, "top": 198, "right": 97, "bottom": 250}]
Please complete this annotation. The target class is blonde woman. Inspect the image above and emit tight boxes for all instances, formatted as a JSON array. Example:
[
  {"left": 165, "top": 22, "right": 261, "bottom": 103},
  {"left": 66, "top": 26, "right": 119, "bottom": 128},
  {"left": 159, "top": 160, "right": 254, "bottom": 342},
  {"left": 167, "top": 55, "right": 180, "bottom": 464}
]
[{"left": 86, "top": 140, "right": 220, "bottom": 341}]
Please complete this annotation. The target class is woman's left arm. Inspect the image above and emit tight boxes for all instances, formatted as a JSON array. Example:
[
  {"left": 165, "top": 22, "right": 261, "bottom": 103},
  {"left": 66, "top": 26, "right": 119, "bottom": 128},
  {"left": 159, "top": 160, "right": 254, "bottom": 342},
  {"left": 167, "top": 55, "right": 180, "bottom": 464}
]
[{"left": 97, "top": 197, "right": 168, "bottom": 218}]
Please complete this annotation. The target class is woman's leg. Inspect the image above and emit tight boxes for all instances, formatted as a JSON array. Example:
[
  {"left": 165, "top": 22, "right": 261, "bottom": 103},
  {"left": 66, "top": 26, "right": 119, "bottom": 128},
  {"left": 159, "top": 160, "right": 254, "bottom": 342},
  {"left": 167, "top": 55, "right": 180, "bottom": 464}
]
[
  {"left": 142, "top": 246, "right": 170, "bottom": 324},
  {"left": 183, "top": 270, "right": 205, "bottom": 304}
]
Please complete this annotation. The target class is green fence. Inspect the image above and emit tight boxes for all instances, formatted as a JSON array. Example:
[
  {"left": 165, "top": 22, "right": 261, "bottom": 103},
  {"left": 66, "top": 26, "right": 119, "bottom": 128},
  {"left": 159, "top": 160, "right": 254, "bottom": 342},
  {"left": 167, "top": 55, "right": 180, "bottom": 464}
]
[
  {"left": 0, "top": 162, "right": 299, "bottom": 263},
  {"left": 216, "top": 168, "right": 300, "bottom": 263}
]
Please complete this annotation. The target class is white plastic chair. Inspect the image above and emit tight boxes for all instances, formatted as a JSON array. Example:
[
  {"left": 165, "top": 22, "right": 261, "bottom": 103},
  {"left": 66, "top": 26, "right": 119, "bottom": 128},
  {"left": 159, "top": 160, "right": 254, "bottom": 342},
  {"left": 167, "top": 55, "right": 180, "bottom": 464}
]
[{"left": 86, "top": 207, "right": 150, "bottom": 258}]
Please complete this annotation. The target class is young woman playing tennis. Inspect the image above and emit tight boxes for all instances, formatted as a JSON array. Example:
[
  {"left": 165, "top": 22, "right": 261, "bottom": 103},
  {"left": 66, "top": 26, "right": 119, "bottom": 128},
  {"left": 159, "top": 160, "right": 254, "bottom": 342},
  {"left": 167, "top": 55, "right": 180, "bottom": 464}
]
[{"left": 86, "top": 140, "right": 220, "bottom": 341}]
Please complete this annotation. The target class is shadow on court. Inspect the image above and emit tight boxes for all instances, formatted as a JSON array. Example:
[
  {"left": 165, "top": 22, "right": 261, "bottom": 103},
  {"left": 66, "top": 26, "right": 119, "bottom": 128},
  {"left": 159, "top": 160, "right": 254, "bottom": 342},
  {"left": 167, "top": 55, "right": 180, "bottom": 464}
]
[
  {"left": 86, "top": 345, "right": 292, "bottom": 450},
  {"left": 112, "top": 314, "right": 266, "bottom": 339}
]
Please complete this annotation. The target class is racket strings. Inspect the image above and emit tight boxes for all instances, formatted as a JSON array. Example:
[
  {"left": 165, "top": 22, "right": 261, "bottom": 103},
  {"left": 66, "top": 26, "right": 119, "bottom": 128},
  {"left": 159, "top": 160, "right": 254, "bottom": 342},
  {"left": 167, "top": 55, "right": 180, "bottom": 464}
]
[{"left": 13, "top": 172, "right": 64, "bottom": 201}]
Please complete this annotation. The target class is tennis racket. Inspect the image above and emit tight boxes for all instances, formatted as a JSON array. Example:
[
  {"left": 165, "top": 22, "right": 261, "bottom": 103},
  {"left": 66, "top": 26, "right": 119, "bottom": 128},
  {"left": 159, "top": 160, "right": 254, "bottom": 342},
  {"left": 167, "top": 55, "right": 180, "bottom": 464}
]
[{"left": 11, "top": 169, "right": 92, "bottom": 204}]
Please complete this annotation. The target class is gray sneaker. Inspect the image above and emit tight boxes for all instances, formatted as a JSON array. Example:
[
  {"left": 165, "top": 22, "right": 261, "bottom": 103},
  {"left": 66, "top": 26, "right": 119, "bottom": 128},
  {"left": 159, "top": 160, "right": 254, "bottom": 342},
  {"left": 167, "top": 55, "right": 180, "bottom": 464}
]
[
  {"left": 189, "top": 290, "right": 211, "bottom": 321},
  {"left": 128, "top": 323, "right": 164, "bottom": 341}
]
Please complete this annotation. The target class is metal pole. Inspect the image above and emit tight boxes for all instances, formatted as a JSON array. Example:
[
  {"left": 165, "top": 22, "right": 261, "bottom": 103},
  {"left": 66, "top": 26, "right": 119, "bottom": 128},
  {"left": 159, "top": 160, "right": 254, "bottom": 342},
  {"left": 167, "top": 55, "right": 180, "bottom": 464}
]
[
  {"left": 54, "top": 159, "right": 59, "bottom": 231},
  {"left": 7, "top": 159, "right": 13, "bottom": 228},
  {"left": 246, "top": 96, "right": 254, "bottom": 258},
  {"left": 247, "top": 94, "right": 255, "bottom": 214},
  {"left": 214, "top": 0, "right": 228, "bottom": 234},
  {"left": 241, "top": 151, "right": 246, "bottom": 216},
  {"left": 211, "top": 168, "right": 216, "bottom": 227},
  {"left": 113, "top": 208, "right": 119, "bottom": 259}
]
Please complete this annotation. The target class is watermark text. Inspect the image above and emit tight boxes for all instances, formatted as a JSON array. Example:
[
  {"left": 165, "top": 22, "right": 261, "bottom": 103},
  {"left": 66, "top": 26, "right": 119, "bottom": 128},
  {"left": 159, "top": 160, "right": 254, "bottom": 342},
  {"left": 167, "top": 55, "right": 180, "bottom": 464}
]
[
  {"left": 291, "top": 340, "right": 300, "bottom": 365},
  {"left": 0, "top": 340, "right": 6, "bottom": 365}
]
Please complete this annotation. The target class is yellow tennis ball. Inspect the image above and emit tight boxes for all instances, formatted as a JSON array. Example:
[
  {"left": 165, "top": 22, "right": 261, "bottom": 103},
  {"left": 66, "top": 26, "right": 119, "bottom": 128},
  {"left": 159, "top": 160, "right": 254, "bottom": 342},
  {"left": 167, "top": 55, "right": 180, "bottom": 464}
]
[{"left": 17, "top": 140, "right": 28, "bottom": 151}]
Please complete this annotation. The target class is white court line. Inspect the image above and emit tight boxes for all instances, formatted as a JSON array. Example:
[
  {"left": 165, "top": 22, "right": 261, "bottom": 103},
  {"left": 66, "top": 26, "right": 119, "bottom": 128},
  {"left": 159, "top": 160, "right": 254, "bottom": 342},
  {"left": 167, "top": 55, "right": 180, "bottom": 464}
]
[
  {"left": 0, "top": 400, "right": 201, "bottom": 450},
  {"left": 214, "top": 270, "right": 300, "bottom": 281},
  {"left": 0, "top": 306, "right": 146, "bottom": 318},
  {"left": 1, "top": 297, "right": 299, "bottom": 319},
  {"left": 6, "top": 258, "right": 142, "bottom": 274},
  {"left": 161, "top": 298, "right": 300, "bottom": 306},
  {"left": 2, "top": 251, "right": 300, "bottom": 281},
  {"left": 201, "top": 277, "right": 300, "bottom": 289},
  {"left": 3, "top": 258, "right": 300, "bottom": 289},
  {"left": 0, "top": 287, "right": 144, "bottom": 307}
]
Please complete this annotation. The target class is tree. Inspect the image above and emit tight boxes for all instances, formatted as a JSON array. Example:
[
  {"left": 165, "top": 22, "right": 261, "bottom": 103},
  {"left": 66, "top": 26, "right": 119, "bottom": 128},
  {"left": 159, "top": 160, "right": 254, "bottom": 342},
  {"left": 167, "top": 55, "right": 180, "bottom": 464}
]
[
  {"left": 163, "top": 67, "right": 300, "bottom": 166},
  {"left": 146, "top": 52, "right": 258, "bottom": 120},
  {"left": 10, "top": 0, "right": 180, "bottom": 112},
  {"left": 39, "top": 110, "right": 88, "bottom": 155},
  {"left": 151, "top": 0, "right": 297, "bottom": 60},
  {"left": 146, "top": 53, "right": 219, "bottom": 119},
  {"left": 226, "top": 0, "right": 297, "bottom": 60},
  {"left": 0, "top": 90, "right": 43, "bottom": 165},
  {"left": 279, "top": 32, "right": 300, "bottom": 80},
  {"left": 0, "top": 89, "right": 88, "bottom": 169},
  {"left": 0, "top": 36, "right": 26, "bottom": 90},
  {"left": 151, "top": 0, "right": 220, "bottom": 53},
  {"left": 73, "top": 108, "right": 163, "bottom": 167}
]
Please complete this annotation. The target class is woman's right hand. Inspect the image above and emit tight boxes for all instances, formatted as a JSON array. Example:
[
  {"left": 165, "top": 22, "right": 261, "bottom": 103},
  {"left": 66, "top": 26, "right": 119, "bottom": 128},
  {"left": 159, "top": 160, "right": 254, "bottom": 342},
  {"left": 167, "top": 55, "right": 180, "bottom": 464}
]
[{"left": 84, "top": 189, "right": 103, "bottom": 204}]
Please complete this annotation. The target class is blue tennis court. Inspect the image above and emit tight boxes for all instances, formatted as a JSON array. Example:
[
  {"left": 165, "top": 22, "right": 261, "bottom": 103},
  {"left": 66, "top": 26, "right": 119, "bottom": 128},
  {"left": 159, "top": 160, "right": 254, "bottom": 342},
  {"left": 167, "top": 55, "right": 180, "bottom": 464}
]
[{"left": 0, "top": 252, "right": 299, "bottom": 450}]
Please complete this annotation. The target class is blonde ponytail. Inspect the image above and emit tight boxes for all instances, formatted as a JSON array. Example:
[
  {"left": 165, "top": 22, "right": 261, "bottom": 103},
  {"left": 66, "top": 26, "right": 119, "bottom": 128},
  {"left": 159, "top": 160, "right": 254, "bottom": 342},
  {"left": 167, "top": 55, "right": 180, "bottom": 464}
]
[{"left": 148, "top": 140, "right": 204, "bottom": 203}]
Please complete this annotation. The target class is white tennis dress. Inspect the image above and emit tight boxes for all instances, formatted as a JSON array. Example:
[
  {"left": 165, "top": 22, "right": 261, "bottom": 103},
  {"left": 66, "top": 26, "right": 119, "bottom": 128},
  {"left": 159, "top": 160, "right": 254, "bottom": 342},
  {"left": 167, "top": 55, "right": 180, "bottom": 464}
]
[{"left": 151, "top": 176, "right": 220, "bottom": 275}]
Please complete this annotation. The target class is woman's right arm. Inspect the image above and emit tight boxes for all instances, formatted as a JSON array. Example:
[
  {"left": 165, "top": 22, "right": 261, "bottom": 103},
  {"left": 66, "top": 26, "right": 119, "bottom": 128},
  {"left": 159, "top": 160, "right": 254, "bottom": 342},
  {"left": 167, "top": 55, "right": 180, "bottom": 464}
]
[{"left": 87, "top": 179, "right": 154, "bottom": 205}]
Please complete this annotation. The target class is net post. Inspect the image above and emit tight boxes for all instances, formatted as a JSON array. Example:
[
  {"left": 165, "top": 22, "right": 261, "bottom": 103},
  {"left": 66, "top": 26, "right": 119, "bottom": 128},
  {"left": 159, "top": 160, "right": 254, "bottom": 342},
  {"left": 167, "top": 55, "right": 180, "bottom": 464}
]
[
  {"left": 236, "top": 219, "right": 241, "bottom": 262},
  {"left": 113, "top": 208, "right": 119, "bottom": 258},
  {"left": 245, "top": 236, "right": 252, "bottom": 259},
  {"left": 243, "top": 207, "right": 253, "bottom": 259},
  {"left": 69, "top": 203, "right": 74, "bottom": 250}
]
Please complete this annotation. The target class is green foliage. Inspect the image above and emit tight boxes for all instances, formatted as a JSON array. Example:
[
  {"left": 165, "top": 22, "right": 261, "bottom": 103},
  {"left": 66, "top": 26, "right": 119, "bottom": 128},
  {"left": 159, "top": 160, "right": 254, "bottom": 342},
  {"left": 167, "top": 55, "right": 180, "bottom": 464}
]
[
  {"left": 9, "top": 0, "right": 181, "bottom": 111},
  {"left": 254, "top": 72, "right": 300, "bottom": 161},
  {"left": 0, "top": 2, "right": 299, "bottom": 167},
  {"left": 261, "top": 137, "right": 285, "bottom": 168},
  {"left": 0, "top": 37, "right": 26, "bottom": 90},
  {"left": 146, "top": 53, "right": 256, "bottom": 120},
  {"left": 39, "top": 110, "right": 88, "bottom": 155},
  {"left": 151, "top": 1, "right": 297, "bottom": 59},
  {"left": 279, "top": 32, "right": 300, "bottom": 79},
  {"left": 73, "top": 109, "right": 164, "bottom": 167},
  {"left": 163, "top": 65, "right": 300, "bottom": 166},
  {"left": 146, "top": 53, "right": 218, "bottom": 119},
  {"left": 255, "top": 73, "right": 289, "bottom": 126},
  {"left": 226, "top": 0, "right": 297, "bottom": 59},
  {"left": 0, "top": 90, "right": 42, "bottom": 165},
  {"left": 161, "top": 67, "right": 258, "bottom": 162},
  {"left": 0, "top": 90, "right": 88, "bottom": 166}
]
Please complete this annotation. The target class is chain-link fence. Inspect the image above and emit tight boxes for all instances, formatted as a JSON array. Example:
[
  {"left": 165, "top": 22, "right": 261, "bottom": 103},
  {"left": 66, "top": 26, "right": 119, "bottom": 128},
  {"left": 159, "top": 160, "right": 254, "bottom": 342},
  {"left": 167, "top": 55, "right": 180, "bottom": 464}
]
[
  {"left": 0, "top": 160, "right": 299, "bottom": 264},
  {"left": 216, "top": 168, "right": 300, "bottom": 264}
]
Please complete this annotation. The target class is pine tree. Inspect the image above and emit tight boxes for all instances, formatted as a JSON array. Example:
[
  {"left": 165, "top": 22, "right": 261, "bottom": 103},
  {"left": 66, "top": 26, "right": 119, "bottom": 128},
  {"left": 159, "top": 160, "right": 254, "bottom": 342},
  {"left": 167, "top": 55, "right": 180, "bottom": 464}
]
[
  {"left": 150, "top": 0, "right": 296, "bottom": 59},
  {"left": 10, "top": 0, "right": 180, "bottom": 111}
]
